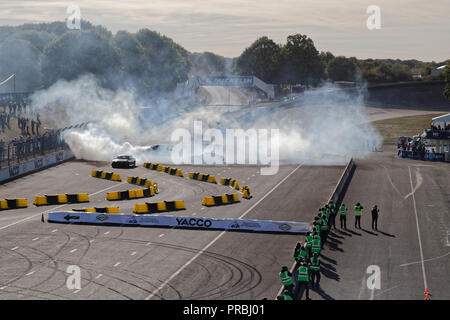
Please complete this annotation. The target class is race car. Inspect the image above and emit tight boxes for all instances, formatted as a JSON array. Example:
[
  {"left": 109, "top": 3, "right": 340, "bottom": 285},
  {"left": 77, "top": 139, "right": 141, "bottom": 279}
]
[{"left": 112, "top": 155, "right": 136, "bottom": 168}]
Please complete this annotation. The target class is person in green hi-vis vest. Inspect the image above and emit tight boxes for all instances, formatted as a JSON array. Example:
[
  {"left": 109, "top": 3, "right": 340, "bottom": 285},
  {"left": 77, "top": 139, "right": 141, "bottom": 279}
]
[
  {"left": 354, "top": 202, "right": 364, "bottom": 228},
  {"left": 295, "top": 262, "right": 311, "bottom": 300},
  {"left": 279, "top": 266, "right": 294, "bottom": 296},
  {"left": 339, "top": 203, "right": 348, "bottom": 229}
]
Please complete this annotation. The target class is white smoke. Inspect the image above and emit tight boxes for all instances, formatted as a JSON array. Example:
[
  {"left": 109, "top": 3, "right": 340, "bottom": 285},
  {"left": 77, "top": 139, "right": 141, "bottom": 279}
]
[{"left": 30, "top": 74, "right": 382, "bottom": 165}]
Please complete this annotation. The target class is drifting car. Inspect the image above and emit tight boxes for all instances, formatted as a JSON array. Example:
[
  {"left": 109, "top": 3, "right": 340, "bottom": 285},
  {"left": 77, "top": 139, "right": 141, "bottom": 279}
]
[{"left": 112, "top": 155, "right": 136, "bottom": 168}]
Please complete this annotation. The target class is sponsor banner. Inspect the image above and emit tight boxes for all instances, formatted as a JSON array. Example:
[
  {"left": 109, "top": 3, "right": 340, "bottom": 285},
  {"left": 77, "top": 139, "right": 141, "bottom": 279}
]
[
  {"left": 199, "top": 76, "right": 254, "bottom": 87},
  {"left": 0, "top": 149, "right": 74, "bottom": 183},
  {"left": 48, "top": 211, "right": 309, "bottom": 234}
]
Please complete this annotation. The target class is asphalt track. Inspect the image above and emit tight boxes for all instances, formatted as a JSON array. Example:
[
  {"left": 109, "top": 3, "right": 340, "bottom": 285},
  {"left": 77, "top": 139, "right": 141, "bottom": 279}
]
[
  {"left": 306, "top": 145, "right": 450, "bottom": 300},
  {"left": 0, "top": 160, "right": 344, "bottom": 299}
]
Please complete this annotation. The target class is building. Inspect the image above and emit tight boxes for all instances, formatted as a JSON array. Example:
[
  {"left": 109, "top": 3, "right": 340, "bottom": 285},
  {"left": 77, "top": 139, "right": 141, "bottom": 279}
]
[{"left": 421, "top": 113, "right": 450, "bottom": 160}]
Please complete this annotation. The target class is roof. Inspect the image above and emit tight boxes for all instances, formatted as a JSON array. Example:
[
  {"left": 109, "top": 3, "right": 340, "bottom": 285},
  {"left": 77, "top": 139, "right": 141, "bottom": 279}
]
[{"left": 431, "top": 113, "right": 450, "bottom": 124}]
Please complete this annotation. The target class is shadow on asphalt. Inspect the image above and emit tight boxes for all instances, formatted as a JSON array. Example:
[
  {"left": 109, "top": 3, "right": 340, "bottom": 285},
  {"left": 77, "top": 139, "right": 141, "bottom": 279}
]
[
  {"left": 377, "top": 229, "right": 396, "bottom": 237},
  {"left": 361, "top": 228, "right": 379, "bottom": 236},
  {"left": 312, "top": 285, "right": 335, "bottom": 300}
]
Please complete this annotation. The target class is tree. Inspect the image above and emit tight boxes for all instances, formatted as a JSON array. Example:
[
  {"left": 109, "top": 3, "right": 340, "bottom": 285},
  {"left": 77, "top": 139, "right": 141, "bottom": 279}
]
[
  {"left": 41, "top": 30, "right": 120, "bottom": 87},
  {"left": 280, "top": 34, "right": 325, "bottom": 85},
  {"left": 135, "top": 29, "right": 191, "bottom": 92},
  {"left": 327, "top": 56, "right": 358, "bottom": 82},
  {"left": 0, "top": 38, "right": 42, "bottom": 92},
  {"left": 444, "top": 63, "right": 450, "bottom": 100},
  {"left": 235, "top": 36, "right": 282, "bottom": 83}
]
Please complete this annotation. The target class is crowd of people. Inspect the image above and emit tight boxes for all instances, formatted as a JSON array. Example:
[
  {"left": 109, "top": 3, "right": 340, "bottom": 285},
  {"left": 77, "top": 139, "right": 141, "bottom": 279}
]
[
  {"left": 0, "top": 100, "right": 41, "bottom": 136},
  {"left": 430, "top": 123, "right": 450, "bottom": 132},
  {"left": 277, "top": 200, "right": 380, "bottom": 300}
]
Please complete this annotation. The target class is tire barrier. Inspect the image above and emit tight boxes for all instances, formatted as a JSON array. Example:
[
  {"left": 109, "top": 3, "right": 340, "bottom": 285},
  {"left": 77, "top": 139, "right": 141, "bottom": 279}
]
[
  {"left": 47, "top": 211, "right": 310, "bottom": 233},
  {"left": 91, "top": 170, "right": 121, "bottom": 182},
  {"left": 219, "top": 177, "right": 240, "bottom": 190},
  {"left": 133, "top": 200, "right": 186, "bottom": 214},
  {"left": 0, "top": 198, "right": 28, "bottom": 210},
  {"left": 188, "top": 172, "right": 217, "bottom": 183},
  {"left": 72, "top": 207, "right": 120, "bottom": 214},
  {"left": 106, "top": 187, "right": 155, "bottom": 201},
  {"left": 202, "top": 193, "right": 240, "bottom": 207},
  {"left": 33, "top": 194, "right": 89, "bottom": 206},
  {"left": 127, "top": 176, "right": 153, "bottom": 188}
]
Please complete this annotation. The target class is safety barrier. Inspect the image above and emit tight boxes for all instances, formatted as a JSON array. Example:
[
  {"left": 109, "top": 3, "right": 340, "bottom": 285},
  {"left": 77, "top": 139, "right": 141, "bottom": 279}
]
[
  {"left": 0, "top": 198, "right": 28, "bottom": 210},
  {"left": 241, "top": 186, "right": 252, "bottom": 199},
  {"left": 33, "top": 194, "right": 89, "bottom": 206},
  {"left": 127, "top": 176, "right": 153, "bottom": 188},
  {"left": 143, "top": 162, "right": 184, "bottom": 176},
  {"left": 91, "top": 170, "right": 121, "bottom": 182},
  {"left": 143, "top": 162, "right": 163, "bottom": 171},
  {"left": 106, "top": 187, "right": 155, "bottom": 201},
  {"left": 72, "top": 207, "right": 120, "bottom": 213},
  {"left": 47, "top": 211, "right": 310, "bottom": 233},
  {"left": 163, "top": 166, "right": 183, "bottom": 177},
  {"left": 202, "top": 193, "right": 240, "bottom": 207},
  {"left": 133, "top": 200, "right": 186, "bottom": 214},
  {"left": 188, "top": 172, "right": 217, "bottom": 183},
  {"left": 219, "top": 177, "right": 240, "bottom": 190}
]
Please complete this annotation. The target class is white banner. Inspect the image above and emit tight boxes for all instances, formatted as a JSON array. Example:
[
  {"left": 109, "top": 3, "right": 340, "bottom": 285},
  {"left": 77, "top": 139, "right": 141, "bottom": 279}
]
[{"left": 48, "top": 211, "right": 310, "bottom": 234}]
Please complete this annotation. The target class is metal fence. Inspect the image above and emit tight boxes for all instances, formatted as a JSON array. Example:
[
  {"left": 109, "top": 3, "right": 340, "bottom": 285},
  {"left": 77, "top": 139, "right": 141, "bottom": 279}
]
[{"left": 0, "top": 123, "right": 89, "bottom": 168}]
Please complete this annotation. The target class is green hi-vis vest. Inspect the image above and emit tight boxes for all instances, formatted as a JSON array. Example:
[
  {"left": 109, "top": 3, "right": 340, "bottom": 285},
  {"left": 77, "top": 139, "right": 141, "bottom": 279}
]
[
  {"left": 297, "top": 266, "right": 309, "bottom": 282},
  {"left": 354, "top": 205, "right": 362, "bottom": 216},
  {"left": 314, "top": 225, "right": 321, "bottom": 233},
  {"left": 339, "top": 205, "right": 347, "bottom": 216},
  {"left": 329, "top": 202, "right": 336, "bottom": 211},
  {"left": 296, "top": 249, "right": 307, "bottom": 262},
  {"left": 306, "top": 235, "right": 313, "bottom": 247},
  {"left": 283, "top": 294, "right": 293, "bottom": 300},
  {"left": 311, "top": 239, "right": 321, "bottom": 253},
  {"left": 279, "top": 271, "right": 293, "bottom": 286},
  {"left": 310, "top": 257, "right": 320, "bottom": 271}
]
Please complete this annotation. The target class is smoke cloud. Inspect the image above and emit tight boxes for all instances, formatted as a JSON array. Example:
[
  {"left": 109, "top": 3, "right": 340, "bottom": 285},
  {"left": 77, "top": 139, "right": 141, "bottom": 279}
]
[{"left": 30, "top": 74, "right": 382, "bottom": 166}]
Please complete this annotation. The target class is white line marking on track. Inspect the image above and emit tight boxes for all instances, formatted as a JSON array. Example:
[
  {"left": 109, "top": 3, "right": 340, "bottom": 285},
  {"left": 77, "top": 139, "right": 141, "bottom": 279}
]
[
  {"left": 400, "top": 251, "right": 450, "bottom": 267},
  {"left": 145, "top": 242, "right": 151, "bottom": 246},
  {"left": 26, "top": 271, "right": 35, "bottom": 276},
  {"left": 158, "top": 234, "right": 165, "bottom": 238},
  {"left": 32, "top": 237, "right": 39, "bottom": 241},
  {"left": 0, "top": 181, "right": 129, "bottom": 233},
  {"left": 70, "top": 249, "right": 78, "bottom": 253},
  {"left": 11, "top": 246, "right": 19, "bottom": 251},
  {"left": 104, "top": 231, "right": 110, "bottom": 235},
  {"left": 113, "top": 262, "right": 121, "bottom": 267},
  {"left": 147, "top": 164, "right": 303, "bottom": 300},
  {"left": 408, "top": 166, "right": 428, "bottom": 290},
  {"left": 51, "top": 229, "right": 58, "bottom": 233},
  {"left": 130, "top": 251, "right": 137, "bottom": 256},
  {"left": 95, "top": 274, "right": 103, "bottom": 279}
]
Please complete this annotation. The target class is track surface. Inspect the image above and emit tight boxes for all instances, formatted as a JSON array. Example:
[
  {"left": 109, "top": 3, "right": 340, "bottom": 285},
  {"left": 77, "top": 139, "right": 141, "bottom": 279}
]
[
  {"left": 0, "top": 161, "right": 343, "bottom": 299},
  {"left": 307, "top": 145, "right": 450, "bottom": 300}
]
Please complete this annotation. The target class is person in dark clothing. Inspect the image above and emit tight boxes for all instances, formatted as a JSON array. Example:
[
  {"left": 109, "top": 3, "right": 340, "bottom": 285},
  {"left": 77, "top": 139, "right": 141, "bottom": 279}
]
[{"left": 371, "top": 205, "right": 379, "bottom": 230}]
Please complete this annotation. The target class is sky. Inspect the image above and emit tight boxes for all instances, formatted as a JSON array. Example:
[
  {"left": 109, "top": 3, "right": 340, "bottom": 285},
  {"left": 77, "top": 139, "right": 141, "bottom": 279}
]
[{"left": 0, "top": 0, "right": 449, "bottom": 61}]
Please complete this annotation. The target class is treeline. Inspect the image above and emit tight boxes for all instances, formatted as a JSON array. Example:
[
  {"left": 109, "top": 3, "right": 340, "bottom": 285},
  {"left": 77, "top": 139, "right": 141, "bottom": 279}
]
[
  {"left": 234, "top": 35, "right": 449, "bottom": 85},
  {"left": 0, "top": 21, "right": 191, "bottom": 96},
  {"left": 0, "top": 21, "right": 448, "bottom": 97}
]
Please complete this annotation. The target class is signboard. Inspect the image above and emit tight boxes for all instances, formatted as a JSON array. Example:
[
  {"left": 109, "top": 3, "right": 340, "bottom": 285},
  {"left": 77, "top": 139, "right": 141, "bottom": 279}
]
[
  {"left": 199, "top": 76, "right": 254, "bottom": 87},
  {"left": 48, "top": 211, "right": 310, "bottom": 234}
]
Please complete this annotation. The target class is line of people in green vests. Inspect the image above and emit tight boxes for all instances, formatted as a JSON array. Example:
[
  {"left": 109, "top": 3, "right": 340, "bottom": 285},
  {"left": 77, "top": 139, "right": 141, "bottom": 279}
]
[{"left": 278, "top": 200, "right": 381, "bottom": 300}]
